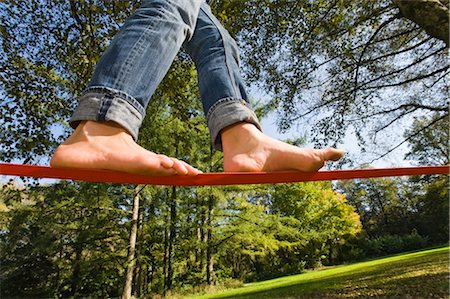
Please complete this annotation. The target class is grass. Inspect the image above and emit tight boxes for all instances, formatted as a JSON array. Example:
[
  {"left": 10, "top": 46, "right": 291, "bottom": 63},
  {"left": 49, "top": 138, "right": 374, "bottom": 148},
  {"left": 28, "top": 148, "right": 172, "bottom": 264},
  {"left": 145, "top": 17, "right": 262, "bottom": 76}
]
[{"left": 183, "top": 246, "right": 449, "bottom": 299}]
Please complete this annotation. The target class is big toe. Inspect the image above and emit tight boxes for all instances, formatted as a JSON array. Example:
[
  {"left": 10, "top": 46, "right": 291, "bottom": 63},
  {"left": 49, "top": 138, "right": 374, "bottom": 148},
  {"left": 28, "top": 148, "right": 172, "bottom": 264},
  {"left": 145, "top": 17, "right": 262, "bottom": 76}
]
[{"left": 325, "top": 148, "right": 345, "bottom": 161}]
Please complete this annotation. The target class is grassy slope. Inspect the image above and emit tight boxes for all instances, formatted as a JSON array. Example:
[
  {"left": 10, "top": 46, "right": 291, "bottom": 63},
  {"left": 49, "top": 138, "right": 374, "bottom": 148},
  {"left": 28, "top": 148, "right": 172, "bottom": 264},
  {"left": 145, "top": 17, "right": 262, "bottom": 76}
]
[{"left": 186, "top": 246, "right": 449, "bottom": 299}]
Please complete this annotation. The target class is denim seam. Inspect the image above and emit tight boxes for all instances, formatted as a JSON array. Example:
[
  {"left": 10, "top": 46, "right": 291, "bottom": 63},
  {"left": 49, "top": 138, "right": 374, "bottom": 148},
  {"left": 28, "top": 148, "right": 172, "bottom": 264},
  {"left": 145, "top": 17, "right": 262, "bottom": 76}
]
[
  {"left": 70, "top": 94, "right": 143, "bottom": 140},
  {"left": 206, "top": 97, "right": 244, "bottom": 123},
  {"left": 82, "top": 86, "right": 146, "bottom": 117},
  {"left": 97, "top": 96, "right": 113, "bottom": 121},
  {"left": 200, "top": 6, "right": 240, "bottom": 99},
  {"left": 112, "top": 15, "right": 164, "bottom": 90}
]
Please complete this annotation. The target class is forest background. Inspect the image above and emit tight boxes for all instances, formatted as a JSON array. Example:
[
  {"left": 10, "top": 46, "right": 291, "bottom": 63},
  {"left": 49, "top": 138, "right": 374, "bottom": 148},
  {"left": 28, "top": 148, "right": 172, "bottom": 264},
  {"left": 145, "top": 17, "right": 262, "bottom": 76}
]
[{"left": 0, "top": 0, "right": 448, "bottom": 298}]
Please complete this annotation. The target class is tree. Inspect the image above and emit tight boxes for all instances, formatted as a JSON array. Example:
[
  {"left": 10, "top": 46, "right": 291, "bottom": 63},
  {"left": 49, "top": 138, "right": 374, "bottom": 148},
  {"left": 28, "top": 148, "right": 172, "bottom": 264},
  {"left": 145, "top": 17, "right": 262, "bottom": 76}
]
[
  {"left": 404, "top": 114, "right": 449, "bottom": 243},
  {"left": 1, "top": 0, "right": 139, "bottom": 163},
  {"left": 404, "top": 114, "right": 449, "bottom": 166},
  {"left": 0, "top": 182, "right": 130, "bottom": 298},
  {"left": 267, "top": 182, "right": 362, "bottom": 268},
  {"left": 337, "top": 176, "right": 413, "bottom": 238},
  {"left": 211, "top": 0, "right": 448, "bottom": 157}
]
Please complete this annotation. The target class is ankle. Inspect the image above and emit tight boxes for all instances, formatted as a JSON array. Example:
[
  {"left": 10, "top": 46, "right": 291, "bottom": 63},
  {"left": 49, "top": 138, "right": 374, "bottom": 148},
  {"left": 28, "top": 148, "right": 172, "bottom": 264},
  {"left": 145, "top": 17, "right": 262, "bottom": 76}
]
[
  {"left": 78, "top": 121, "right": 129, "bottom": 137},
  {"left": 221, "top": 122, "right": 261, "bottom": 147}
]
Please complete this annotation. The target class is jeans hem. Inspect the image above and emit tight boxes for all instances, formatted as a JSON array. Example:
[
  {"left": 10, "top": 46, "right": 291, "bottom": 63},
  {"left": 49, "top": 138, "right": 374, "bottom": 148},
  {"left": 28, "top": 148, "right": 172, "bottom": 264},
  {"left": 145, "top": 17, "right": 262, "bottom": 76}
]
[
  {"left": 82, "top": 86, "right": 146, "bottom": 116},
  {"left": 207, "top": 98, "right": 261, "bottom": 151},
  {"left": 69, "top": 89, "right": 145, "bottom": 140}
]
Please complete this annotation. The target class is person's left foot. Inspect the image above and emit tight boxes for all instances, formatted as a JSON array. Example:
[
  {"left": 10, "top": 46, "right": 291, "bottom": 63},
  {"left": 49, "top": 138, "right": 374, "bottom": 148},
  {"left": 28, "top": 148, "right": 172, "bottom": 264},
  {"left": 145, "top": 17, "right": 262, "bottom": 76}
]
[{"left": 221, "top": 122, "right": 344, "bottom": 172}]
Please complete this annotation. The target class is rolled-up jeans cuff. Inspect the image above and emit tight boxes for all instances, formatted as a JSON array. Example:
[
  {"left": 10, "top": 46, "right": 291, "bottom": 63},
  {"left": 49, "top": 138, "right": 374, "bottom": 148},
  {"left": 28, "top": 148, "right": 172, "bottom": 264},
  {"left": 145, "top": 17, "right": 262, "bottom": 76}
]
[
  {"left": 207, "top": 98, "right": 262, "bottom": 151},
  {"left": 69, "top": 88, "right": 145, "bottom": 140}
]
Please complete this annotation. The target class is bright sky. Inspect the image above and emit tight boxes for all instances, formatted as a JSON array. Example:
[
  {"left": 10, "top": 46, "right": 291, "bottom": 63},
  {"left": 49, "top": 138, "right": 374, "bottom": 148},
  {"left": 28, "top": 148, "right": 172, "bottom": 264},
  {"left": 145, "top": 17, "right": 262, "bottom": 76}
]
[
  {"left": 259, "top": 112, "right": 412, "bottom": 169},
  {"left": 250, "top": 80, "right": 414, "bottom": 170}
]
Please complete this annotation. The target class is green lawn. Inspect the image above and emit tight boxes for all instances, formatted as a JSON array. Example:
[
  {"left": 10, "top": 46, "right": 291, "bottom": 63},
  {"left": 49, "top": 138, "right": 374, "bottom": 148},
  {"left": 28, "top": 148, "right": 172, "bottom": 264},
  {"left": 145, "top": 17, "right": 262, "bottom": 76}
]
[{"left": 185, "top": 246, "right": 449, "bottom": 299}]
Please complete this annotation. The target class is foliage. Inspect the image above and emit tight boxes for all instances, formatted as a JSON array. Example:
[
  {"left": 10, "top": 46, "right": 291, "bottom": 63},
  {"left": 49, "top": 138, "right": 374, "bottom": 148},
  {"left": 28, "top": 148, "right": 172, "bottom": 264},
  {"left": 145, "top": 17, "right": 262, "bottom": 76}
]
[
  {"left": 263, "top": 182, "right": 361, "bottom": 269},
  {"left": 405, "top": 114, "right": 449, "bottom": 166},
  {"left": 337, "top": 172, "right": 448, "bottom": 260},
  {"left": 212, "top": 0, "right": 448, "bottom": 154},
  {"left": 1, "top": 0, "right": 139, "bottom": 163},
  {"left": 1, "top": 0, "right": 448, "bottom": 298},
  {"left": 0, "top": 182, "right": 130, "bottom": 298},
  {"left": 1, "top": 178, "right": 362, "bottom": 297},
  {"left": 402, "top": 114, "right": 449, "bottom": 244},
  {"left": 409, "top": 175, "right": 449, "bottom": 244},
  {"left": 357, "top": 231, "right": 429, "bottom": 258},
  {"left": 337, "top": 112, "right": 448, "bottom": 253},
  {"left": 2, "top": 0, "right": 448, "bottom": 163}
]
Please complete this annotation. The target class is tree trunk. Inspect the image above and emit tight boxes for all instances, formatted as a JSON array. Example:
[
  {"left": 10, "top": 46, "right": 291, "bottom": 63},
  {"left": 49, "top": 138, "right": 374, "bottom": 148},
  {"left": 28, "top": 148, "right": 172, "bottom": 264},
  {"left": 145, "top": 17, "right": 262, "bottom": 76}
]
[
  {"left": 197, "top": 203, "right": 206, "bottom": 271},
  {"left": 70, "top": 242, "right": 82, "bottom": 297},
  {"left": 195, "top": 197, "right": 201, "bottom": 264},
  {"left": 133, "top": 194, "right": 144, "bottom": 298},
  {"left": 69, "top": 209, "right": 84, "bottom": 297},
  {"left": 163, "top": 216, "right": 168, "bottom": 292},
  {"left": 166, "top": 186, "right": 177, "bottom": 291},
  {"left": 394, "top": 0, "right": 449, "bottom": 46},
  {"left": 122, "top": 187, "right": 141, "bottom": 299},
  {"left": 206, "top": 195, "right": 214, "bottom": 285},
  {"left": 143, "top": 264, "right": 149, "bottom": 296}
]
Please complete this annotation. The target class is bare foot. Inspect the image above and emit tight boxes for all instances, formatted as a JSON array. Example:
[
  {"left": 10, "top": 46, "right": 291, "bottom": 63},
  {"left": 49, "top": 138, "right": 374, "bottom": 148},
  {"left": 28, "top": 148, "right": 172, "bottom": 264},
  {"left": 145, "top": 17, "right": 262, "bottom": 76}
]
[
  {"left": 222, "top": 123, "right": 344, "bottom": 172},
  {"left": 50, "top": 121, "right": 201, "bottom": 176}
]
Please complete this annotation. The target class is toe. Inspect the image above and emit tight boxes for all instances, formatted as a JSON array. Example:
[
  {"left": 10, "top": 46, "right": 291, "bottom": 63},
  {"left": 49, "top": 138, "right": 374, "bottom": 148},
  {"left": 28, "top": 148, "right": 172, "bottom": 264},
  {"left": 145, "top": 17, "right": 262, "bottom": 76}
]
[
  {"left": 179, "top": 160, "right": 202, "bottom": 176},
  {"left": 327, "top": 148, "right": 345, "bottom": 161},
  {"left": 171, "top": 159, "right": 189, "bottom": 176},
  {"left": 158, "top": 154, "right": 175, "bottom": 169}
]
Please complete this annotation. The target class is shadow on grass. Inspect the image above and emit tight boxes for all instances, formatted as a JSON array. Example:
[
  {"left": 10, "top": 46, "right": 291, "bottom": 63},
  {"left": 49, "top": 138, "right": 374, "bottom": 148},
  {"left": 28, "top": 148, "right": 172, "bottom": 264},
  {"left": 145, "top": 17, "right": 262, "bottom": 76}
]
[
  {"left": 213, "top": 250, "right": 449, "bottom": 299},
  {"left": 217, "top": 272, "right": 449, "bottom": 299}
]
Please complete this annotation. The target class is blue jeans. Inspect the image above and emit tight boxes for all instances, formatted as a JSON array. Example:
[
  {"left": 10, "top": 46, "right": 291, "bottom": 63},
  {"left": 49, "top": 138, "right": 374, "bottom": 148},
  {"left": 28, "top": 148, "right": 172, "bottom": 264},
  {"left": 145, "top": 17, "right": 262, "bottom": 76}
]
[{"left": 70, "top": 0, "right": 261, "bottom": 150}]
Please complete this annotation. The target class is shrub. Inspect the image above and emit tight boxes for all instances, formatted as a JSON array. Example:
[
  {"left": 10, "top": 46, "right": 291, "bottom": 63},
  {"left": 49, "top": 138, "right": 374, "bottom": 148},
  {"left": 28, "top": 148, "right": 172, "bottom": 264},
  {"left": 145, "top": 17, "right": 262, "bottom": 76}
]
[
  {"left": 364, "top": 231, "right": 429, "bottom": 257},
  {"left": 402, "top": 229, "right": 429, "bottom": 251},
  {"left": 342, "top": 231, "right": 430, "bottom": 261}
]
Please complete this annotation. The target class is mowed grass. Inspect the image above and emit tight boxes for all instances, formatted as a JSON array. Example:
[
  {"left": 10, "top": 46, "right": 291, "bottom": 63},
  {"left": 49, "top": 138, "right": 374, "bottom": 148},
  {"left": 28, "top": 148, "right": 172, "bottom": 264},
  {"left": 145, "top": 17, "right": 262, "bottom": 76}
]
[{"left": 186, "top": 246, "right": 449, "bottom": 299}]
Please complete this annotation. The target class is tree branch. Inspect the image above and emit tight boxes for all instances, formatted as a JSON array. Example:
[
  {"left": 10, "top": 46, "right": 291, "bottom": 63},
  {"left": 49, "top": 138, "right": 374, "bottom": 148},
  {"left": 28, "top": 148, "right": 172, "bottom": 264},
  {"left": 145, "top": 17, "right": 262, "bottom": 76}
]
[
  {"left": 353, "top": 15, "right": 400, "bottom": 108},
  {"left": 363, "top": 65, "right": 449, "bottom": 90},
  {"left": 300, "top": 28, "right": 422, "bottom": 78},
  {"left": 424, "top": 70, "right": 449, "bottom": 88},
  {"left": 369, "top": 113, "right": 448, "bottom": 163},
  {"left": 372, "top": 26, "right": 420, "bottom": 44},
  {"left": 359, "top": 46, "right": 445, "bottom": 88},
  {"left": 373, "top": 107, "right": 420, "bottom": 138},
  {"left": 212, "top": 233, "right": 237, "bottom": 249},
  {"left": 350, "top": 103, "right": 448, "bottom": 122},
  {"left": 360, "top": 37, "right": 432, "bottom": 65}
]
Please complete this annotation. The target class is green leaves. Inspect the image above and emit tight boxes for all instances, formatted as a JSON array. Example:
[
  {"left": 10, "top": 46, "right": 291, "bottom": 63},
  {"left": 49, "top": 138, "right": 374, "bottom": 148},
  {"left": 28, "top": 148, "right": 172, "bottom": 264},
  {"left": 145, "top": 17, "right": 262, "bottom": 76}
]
[
  {"left": 0, "top": 182, "right": 129, "bottom": 297},
  {"left": 2, "top": 1, "right": 446, "bottom": 297},
  {"left": 212, "top": 0, "right": 448, "bottom": 152},
  {"left": 1, "top": 0, "right": 138, "bottom": 163},
  {"left": 405, "top": 114, "right": 449, "bottom": 166}
]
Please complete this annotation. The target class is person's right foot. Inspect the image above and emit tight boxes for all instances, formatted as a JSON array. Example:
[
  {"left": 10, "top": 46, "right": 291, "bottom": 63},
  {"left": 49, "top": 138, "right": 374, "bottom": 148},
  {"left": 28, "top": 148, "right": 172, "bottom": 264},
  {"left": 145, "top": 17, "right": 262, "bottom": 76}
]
[{"left": 50, "top": 121, "right": 201, "bottom": 176}]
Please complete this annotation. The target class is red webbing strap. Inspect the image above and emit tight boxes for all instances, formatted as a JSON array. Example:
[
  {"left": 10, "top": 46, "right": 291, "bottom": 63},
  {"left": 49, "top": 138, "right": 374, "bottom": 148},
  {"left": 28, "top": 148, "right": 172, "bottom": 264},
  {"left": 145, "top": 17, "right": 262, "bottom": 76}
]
[
  {"left": 0, "top": 163, "right": 448, "bottom": 186},
  {"left": 0, "top": 163, "right": 450, "bottom": 186}
]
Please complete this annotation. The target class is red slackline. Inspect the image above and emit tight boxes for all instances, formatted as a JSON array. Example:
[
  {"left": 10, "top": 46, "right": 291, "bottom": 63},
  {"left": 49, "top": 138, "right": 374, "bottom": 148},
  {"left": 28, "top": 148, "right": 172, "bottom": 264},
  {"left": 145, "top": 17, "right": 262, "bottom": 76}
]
[{"left": 0, "top": 163, "right": 448, "bottom": 186}]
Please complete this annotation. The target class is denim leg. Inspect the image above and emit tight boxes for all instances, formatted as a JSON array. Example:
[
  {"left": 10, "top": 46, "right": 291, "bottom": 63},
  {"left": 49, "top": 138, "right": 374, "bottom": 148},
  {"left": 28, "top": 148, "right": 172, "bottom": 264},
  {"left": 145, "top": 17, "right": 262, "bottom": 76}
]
[
  {"left": 70, "top": 0, "right": 202, "bottom": 140},
  {"left": 183, "top": 3, "right": 261, "bottom": 150}
]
